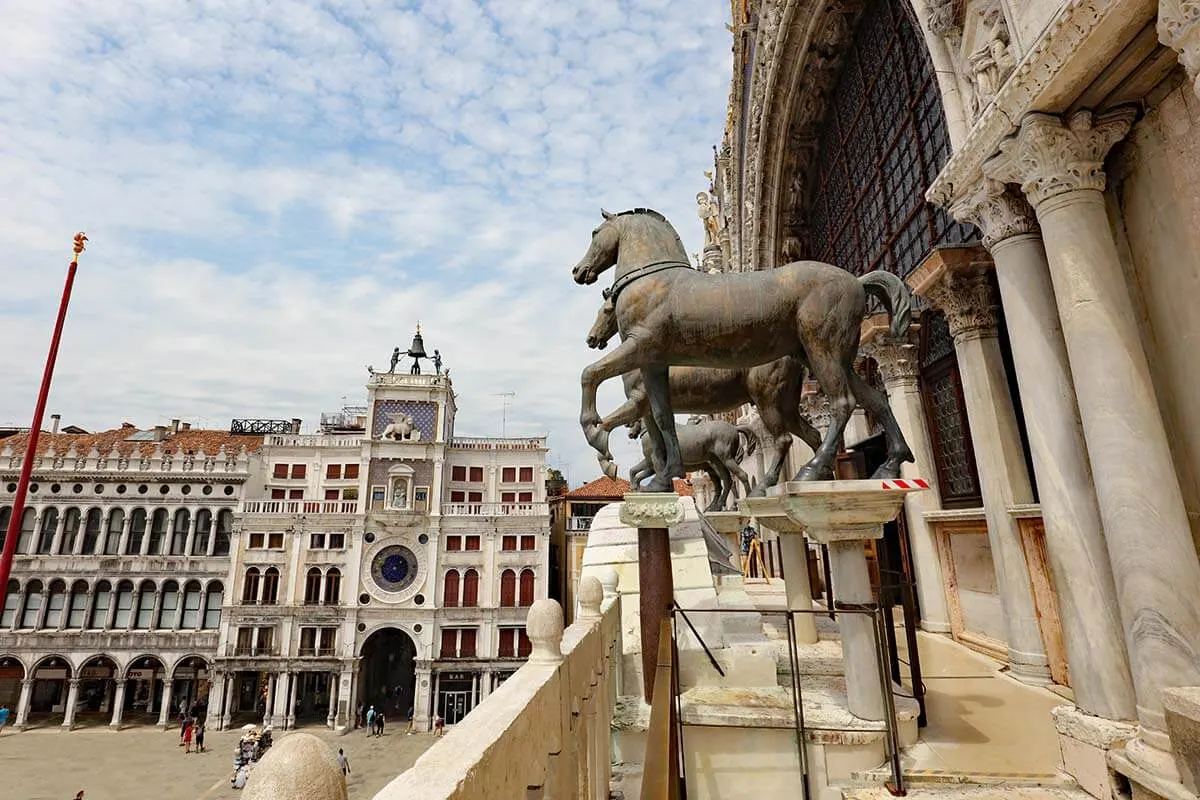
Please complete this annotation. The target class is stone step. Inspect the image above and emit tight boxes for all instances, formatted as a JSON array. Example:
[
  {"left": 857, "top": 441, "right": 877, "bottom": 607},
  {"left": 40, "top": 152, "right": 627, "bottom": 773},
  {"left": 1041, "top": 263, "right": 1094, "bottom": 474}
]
[
  {"left": 841, "top": 784, "right": 1094, "bottom": 800},
  {"left": 846, "top": 767, "right": 1081, "bottom": 790}
]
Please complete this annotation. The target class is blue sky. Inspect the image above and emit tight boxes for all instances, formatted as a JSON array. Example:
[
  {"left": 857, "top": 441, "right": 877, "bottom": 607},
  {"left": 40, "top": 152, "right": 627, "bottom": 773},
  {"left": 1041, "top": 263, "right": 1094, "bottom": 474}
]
[{"left": 0, "top": 0, "right": 733, "bottom": 486}]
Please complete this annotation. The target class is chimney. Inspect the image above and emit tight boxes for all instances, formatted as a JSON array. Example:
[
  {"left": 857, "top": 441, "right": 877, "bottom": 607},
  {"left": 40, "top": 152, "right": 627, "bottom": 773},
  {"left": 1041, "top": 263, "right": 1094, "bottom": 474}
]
[
  {"left": 170, "top": 419, "right": 181, "bottom": 434},
  {"left": 153, "top": 425, "right": 168, "bottom": 441},
  {"left": 291, "top": 418, "right": 302, "bottom": 435},
  {"left": 181, "top": 422, "right": 191, "bottom": 431},
  {"left": 50, "top": 414, "right": 61, "bottom": 434}
]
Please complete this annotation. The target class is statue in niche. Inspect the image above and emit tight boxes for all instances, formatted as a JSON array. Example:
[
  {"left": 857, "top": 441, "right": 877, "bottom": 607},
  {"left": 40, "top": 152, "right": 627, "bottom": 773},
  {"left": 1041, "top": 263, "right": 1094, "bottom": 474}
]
[
  {"left": 381, "top": 412, "right": 422, "bottom": 442},
  {"left": 391, "top": 478, "right": 410, "bottom": 509},
  {"left": 967, "top": 6, "right": 1015, "bottom": 115},
  {"left": 696, "top": 191, "right": 721, "bottom": 248}
]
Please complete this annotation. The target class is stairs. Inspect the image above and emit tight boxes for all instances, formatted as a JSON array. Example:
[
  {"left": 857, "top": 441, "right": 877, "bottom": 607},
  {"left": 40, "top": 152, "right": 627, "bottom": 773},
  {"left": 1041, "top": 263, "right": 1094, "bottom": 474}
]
[{"left": 841, "top": 786, "right": 1096, "bottom": 800}]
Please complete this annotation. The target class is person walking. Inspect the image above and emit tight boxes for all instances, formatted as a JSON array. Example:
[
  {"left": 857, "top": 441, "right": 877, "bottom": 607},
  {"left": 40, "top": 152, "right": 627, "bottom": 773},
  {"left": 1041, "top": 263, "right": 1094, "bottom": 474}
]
[
  {"left": 376, "top": 711, "right": 385, "bottom": 737},
  {"left": 178, "top": 707, "right": 189, "bottom": 746},
  {"left": 195, "top": 724, "right": 205, "bottom": 753},
  {"left": 182, "top": 719, "right": 195, "bottom": 754},
  {"left": 355, "top": 702, "right": 363, "bottom": 730},
  {"left": 337, "top": 748, "right": 351, "bottom": 777},
  {"left": 434, "top": 714, "right": 444, "bottom": 737},
  {"left": 405, "top": 706, "right": 414, "bottom": 735},
  {"left": 365, "top": 705, "right": 375, "bottom": 736},
  {"left": 0, "top": 703, "right": 10, "bottom": 734}
]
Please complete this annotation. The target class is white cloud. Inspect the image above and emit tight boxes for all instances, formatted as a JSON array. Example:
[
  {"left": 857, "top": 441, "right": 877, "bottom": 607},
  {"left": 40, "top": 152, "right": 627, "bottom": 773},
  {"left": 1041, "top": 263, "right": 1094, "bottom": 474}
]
[{"left": 0, "top": 0, "right": 732, "bottom": 487}]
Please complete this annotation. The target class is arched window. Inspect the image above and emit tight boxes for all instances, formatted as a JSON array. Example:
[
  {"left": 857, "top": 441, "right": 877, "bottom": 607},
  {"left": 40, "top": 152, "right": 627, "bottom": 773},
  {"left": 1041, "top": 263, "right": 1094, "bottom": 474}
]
[
  {"left": 323, "top": 568, "right": 341, "bottom": 606},
  {"left": 126, "top": 509, "right": 147, "bottom": 555},
  {"left": 81, "top": 508, "right": 103, "bottom": 554},
  {"left": 181, "top": 581, "right": 202, "bottom": 628},
  {"left": 43, "top": 580, "right": 66, "bottom": 629},
  {"left": 0, "top": 507, "right": 9, "bottom": 543},
  {"left": 462, "top": 569, "right": 480, "bottom": 608},
  {"left": 805, "top": 0, "right": 972, "bottom": 276},
  {"left": 112, "top": 580, "right": 135, "bottom": 628},
  {"left": 36, "top": 508, "right": 58, "bottom": 554},
  {"left": 213, "top": 510, "right": 233, "bottom": 556},
  {"left": 304, "top": 568, "right": 322, "bottom": 605},
  {"left": 134, "top": 580, "right": 156, "bottom": 629},
  {"left": 242, "top": 568, "right": 261, "bottom": 605},
  {"left": 20, "top": 580, "right": 44, "bottom": 628},
  {"left": 499, "top": 569, "right": 516, "bottom": 608},
  {"left": 90, "top": 580, "right": 112, "bottom": 628},
  {"left": 104, "top": 508, "right": 125, "bottom": 555},
  {"left": 17, "top": 508, "right": 36, "bottom": 554},
  {"left": 0, "top": 580, "right": 18, "bottom": 627},
  {"left": 65, "top": 580, "right": 88, "bottom": 628},
  {"left": 170, "top": 509, "right": 190, "bottom": 555},
  {"left": 443, "top": 570, "right": 461, "bottom": 608},
  {"left": 192, "top": 510, "right": 212, "bottom": 556},
  {"left": 203, "top": 581, "right": 223, "bottom": 629},
  {"left": 158, "top": 580, "right": 180, "bottom": 628},
  {"left": 59, "top": 508, "right": 80, "bottom": 554},
  {"left": 261, "top": 568, "right": 279, "bottom": 605},
  {"left": 518, "top": 569, "right": 535, "bottom": 608},
  {"left": 148, "top": 509, "right": 169, "bottom": 555}
]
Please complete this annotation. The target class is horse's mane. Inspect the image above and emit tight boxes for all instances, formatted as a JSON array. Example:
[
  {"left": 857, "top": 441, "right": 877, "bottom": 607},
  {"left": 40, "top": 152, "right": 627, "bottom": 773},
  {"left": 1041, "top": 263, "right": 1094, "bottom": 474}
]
[{"left": 617, "top": 208, "right": 667, "bottom": 222}]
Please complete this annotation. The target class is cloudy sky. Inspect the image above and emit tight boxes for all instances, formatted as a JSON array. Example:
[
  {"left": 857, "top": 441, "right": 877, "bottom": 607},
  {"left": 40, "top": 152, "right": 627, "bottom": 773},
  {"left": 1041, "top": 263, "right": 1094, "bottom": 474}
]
[{"left": 0, "top": 0, "right": 733, "bottom": 486}]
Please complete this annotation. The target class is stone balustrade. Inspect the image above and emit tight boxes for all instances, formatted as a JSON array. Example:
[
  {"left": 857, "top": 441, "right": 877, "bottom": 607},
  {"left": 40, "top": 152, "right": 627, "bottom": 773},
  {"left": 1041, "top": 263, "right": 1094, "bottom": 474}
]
[
  {"left": 448, "top": 436, "right": 548, "bottom": 451},
  {"left": 263, "top": 434, "right": 362, "bottom": 448},
  {"left": 241, "top": 499, "right": 360, "bottom": 515},
  {"left": 440, "top": 502, "right": 549, "bottom": 517}
]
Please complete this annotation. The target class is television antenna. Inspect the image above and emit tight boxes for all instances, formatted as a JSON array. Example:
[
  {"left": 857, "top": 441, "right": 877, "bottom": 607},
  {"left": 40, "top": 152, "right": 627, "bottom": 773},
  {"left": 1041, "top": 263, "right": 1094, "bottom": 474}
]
[{"left": 492, "top": 392, "right": 516, "bottom": 436}]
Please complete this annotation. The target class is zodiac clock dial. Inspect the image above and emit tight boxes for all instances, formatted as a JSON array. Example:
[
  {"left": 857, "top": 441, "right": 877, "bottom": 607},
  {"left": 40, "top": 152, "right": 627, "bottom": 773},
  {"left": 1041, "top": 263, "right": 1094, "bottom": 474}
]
[{"left": 371, "top": 545, "right": 419, "bottom": 592}]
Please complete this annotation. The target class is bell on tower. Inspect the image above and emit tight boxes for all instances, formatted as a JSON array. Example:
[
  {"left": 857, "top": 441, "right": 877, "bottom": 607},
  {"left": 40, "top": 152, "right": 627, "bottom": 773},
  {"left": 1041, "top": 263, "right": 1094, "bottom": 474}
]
[{"left": 407, "top": 323, "right": 428, "bottom": 375}]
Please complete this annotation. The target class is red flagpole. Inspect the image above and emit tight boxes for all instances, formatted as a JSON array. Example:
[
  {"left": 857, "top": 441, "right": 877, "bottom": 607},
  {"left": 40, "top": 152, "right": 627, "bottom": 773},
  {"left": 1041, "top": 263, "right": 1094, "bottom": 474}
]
[{"left": 0, "top": 233, "right": 87, "bottom": 612}]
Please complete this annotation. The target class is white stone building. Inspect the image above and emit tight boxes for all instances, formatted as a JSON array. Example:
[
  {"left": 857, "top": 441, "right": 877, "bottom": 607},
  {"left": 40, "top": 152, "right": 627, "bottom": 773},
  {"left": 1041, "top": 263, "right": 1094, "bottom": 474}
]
[
  {"left": 212, "top": 366, "right": 552, "bottom": 734},
  {"left": 0, "top": 420, "right": 259, "bottom": 730}
]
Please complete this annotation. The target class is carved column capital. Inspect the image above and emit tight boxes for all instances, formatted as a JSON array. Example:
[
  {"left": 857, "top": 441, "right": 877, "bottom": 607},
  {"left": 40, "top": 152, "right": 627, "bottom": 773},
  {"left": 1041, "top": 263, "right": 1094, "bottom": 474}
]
[
  {"left": 923, "top": 266, "right": 1000, "bottom": 342},
  {"left": 861, "top": 338, "right": 920, "bottom": 387},
  {"left": 950, "top": 179, "right": 1040, "bottom": 249},
  {"left": 1159, "top": 0, "right": 1200, "bottom": 98},
  {"left": 799, "top": 389, "right": 835, "bottom": 432},
  {"left": 984, "top": 109, "right": 1137, "bottom": 207}
]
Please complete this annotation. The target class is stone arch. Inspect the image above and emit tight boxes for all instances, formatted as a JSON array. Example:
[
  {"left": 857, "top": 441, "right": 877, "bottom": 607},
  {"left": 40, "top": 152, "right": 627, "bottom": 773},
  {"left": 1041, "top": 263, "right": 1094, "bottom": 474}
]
[
  {"left": 123, "top": 653, "right": 169, "bottom": 723},
  {"left": 0, "top": 653, "right": 28, "bottom": 674},
  {"left": 358, "top": 627, "right": 418, "bottom": 723},
  {"left": 29, "top": 652, "right": 73, "bottom": 675}
]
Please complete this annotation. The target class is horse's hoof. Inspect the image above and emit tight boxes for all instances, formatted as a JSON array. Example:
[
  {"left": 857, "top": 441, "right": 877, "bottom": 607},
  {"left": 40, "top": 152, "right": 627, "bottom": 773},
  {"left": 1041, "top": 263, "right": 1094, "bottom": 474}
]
[
  {"left": 601, "top": 460, "right": 619, "bottom": 479},
  {"left": 793, "top": 464, "right": 834, "bottom": 482},
  {"left": 646, "top": 476, "right": 675, "bottom": 493},
  {"left": 870, "top": 461, "right": 902, "bottom": 480},
  {"left": 748, "top": 483, "right": 769, "bottom": 498}
]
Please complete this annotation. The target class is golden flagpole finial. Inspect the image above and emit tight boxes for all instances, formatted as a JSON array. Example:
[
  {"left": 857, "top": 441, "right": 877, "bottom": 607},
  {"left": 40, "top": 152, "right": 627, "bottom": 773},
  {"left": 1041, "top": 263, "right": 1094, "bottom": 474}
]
[{"left": 72, "top": 233, "right": 88, "bottom": 264}]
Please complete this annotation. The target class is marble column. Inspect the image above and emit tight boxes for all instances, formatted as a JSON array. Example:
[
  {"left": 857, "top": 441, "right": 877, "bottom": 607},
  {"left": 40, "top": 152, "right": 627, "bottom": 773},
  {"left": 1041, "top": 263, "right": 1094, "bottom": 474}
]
[
  {"left": 326, "top": 673, "right": 337, "bottom": 728},
  {"left": 915, "top": 251, "right": 1052, "bottom": 685},
  {"left": 222, "top": 675, "right": 235, "bottom": 731},
  {"left": 15, "top": 678, "right": 33, "bottom": 728},
  {"left": 110, "top": 678, "right": 127, "bottom": 729},
  {"left": 951, "top": 179, "right": 1136, "bottom": 721},
  {"left": 262, "top": 673, "right": 275, "bottom": 728},
  {"left": 206, "top": 671, "right": 226, "bottom": 731},
  {"left": 414, "top": 661, "right": 433, "bottom": 732},
  {"left": 61, "top": 678, "right": 81, "bottom": 729},
  {"left": 1158, "top": 0, "right": 1200, "bottom": 100},
  {"left": 158, "top": 679, "right": 174, "bottom": 728},
  {"left": 861, "top": 330, "right": 952, "bottom": 634},
  {"left": 986, "top": 108, "right": 1200, "bottom": 783}
]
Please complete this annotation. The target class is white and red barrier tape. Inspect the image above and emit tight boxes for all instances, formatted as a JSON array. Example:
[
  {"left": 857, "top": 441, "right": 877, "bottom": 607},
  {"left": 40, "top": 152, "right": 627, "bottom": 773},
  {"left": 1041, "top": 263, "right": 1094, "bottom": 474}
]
[{"left": 879, "top": 478, "right": 930, "bottom": 490}]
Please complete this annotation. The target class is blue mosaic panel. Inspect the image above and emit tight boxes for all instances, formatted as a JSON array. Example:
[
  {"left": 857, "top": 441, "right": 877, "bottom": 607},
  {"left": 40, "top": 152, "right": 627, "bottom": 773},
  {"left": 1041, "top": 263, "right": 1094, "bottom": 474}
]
[{"left": 372, "top": 400, "right": 437, "bottom": 441}]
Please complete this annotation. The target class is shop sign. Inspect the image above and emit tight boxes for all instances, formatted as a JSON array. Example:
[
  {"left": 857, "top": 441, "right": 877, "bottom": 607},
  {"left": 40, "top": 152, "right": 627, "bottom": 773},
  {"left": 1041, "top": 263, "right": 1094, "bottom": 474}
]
[
  {"left": 442, "top": 671, "right": 472, "bottom": 682},
  {"left": 80, "top": 666, "right": 112, "bottom": 679},
  {"left": 0, "top": 666, "right": 23, "bottom": 679},
  {"left": 127, "top": 669, "right": 156, "bottom": 680},
  {"left": 176, "top": 668, "right": 195, "bottom": 678},
  {"left": 36, "top": 668, "right": 67, "bottom": 679}
]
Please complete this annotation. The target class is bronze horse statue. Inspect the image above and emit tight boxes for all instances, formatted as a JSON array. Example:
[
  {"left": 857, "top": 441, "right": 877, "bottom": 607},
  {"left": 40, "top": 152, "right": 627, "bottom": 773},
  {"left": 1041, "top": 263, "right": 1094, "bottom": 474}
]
[
  {"left": 573, "top": 208, "right": 913, "bottom": 492},
  {"left": 585, "top": 295, "right": 827, "bottom": 488},
  {"left": 629, "top": 417, "right": 756, "bottom": 512}
]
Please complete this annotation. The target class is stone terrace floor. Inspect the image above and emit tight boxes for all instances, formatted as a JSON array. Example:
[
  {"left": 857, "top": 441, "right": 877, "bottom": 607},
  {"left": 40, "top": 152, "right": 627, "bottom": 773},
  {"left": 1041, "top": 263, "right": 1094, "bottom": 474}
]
[{"left": 0, "top": 724, "right": 436, "bottom": 800}]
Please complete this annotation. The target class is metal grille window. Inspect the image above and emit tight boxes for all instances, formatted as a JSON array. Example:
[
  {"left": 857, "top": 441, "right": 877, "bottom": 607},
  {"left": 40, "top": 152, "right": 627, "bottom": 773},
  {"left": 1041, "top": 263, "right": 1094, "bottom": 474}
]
[
  {"left": 807, "top": 0, "right": 974, "bottom": 277},
  {"left": 918, "top": 311, "right": 982, "bottom": 507}
]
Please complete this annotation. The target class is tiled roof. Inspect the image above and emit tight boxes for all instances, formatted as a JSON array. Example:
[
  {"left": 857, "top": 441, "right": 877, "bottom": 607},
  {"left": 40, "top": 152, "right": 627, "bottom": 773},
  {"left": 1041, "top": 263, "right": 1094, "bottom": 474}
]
[
  {"left": 0, "top": 425, "right": 263, "bottom": 458},
  {"left": 565, "top": 475, "right": 694, "bottom": 499}
]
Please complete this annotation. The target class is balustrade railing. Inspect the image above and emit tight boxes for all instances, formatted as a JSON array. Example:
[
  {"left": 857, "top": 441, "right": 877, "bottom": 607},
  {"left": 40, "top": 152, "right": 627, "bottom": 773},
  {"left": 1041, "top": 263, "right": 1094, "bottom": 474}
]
[
  {"left": 241, "top": 499, "right": 359, "bottom": 515},
  {"left": 441, "top": 501, "right": 548, "bottom": 517},
  {"left": 264, "top": 434, "right": 362, "bottom": 448},
  {"left": 449, "top": 436, "right": 548, "bottom": 450},
  {"left": 567, "top": 516, "right": 594, "bottom": 531}
]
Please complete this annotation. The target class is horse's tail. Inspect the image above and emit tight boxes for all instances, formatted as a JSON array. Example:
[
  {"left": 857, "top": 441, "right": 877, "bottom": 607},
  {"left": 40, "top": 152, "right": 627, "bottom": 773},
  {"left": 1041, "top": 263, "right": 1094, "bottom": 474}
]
[
  {"left": 736, "top": 425, "right": 758, "bottom": 460},
  {"left": 860, "top": 271, "right": 912, "bottom": 339}
]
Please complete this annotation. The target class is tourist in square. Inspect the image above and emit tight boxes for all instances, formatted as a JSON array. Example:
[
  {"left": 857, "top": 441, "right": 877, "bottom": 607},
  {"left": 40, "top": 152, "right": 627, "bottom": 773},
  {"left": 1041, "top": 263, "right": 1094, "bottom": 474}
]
[
  {"left": 0, "top": 703, "right": 9, "bottom": 734},
  {"left": 405, "top": 706, "right": 414, "bottom": 735},
  {"left": 355, "top": 701, "right": 363, "bottom": 729},
  {"left": 376, "top": 710, "right": 386, "bottom": 737},
  {"left": 434, "top": 714, "right": 444, "bottom": 737},
  {"left": 365, "top": 705, "right": 375, "bottom": 735},
  {"left": 195, "top": 723, "right": 205, "bottom": 753},
  {"left": 183, "top": 719, "right": 195, "bottom": 754},
  {"left": 337, "top": 748, "right": 351, "bottom": 776}
]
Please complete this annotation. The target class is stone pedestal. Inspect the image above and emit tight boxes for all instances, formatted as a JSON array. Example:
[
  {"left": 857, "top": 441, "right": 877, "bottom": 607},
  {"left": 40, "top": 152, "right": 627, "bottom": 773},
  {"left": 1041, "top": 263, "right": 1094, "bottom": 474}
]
[
  {"left": 1164, "top": 688, "right": 1200, "bottom": 795},
  {"left": 619, "top": 492, "right": 683, "bottom": 702},
  {"left": 749, "top": 480, "right": 924, "bottom": 721},
  {"left": 740, "top": 497, "right": 819, "bottom": 645}
]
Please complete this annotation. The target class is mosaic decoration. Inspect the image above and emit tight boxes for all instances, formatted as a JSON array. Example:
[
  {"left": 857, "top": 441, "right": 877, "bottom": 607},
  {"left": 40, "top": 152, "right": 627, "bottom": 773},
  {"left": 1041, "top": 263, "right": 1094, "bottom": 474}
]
[
  {"left": 371, "top": 544, "right": 419, "bottom": 593},
  {"left": 372, "top": 400, "right": 437, "bottom": 441}
]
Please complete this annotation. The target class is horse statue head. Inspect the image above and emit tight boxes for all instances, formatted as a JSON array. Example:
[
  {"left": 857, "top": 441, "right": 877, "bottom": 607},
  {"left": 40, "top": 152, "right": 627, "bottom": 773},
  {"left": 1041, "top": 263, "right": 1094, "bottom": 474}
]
[
  {"left": 571, "top": 208, "right": 689, "bottom": 287},
  {"left": 585, "top": 293, "right": 618, "bottom": 349}
]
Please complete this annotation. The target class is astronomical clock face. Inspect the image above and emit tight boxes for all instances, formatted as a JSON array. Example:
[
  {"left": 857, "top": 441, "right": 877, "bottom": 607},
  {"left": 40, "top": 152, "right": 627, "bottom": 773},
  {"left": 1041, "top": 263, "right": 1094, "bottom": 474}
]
[{"left": 370, "top": 545, "right": 419, "bottom": 593}]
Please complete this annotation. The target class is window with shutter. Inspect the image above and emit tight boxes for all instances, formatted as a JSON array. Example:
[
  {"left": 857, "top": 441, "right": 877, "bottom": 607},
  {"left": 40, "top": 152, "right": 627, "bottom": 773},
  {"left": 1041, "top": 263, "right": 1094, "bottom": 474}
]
[
  {"left": 465, "top": 535, "right": 481, "bottom": 551},
  {"left": 502, "top": 467, "right": 516, "bottom": 483},
  {"left": 345, "top": 464, "right": 360, "bottom": 479},
  {"left": 461, "top": 628, "right": 477, "bottom": 658},
  {"left": 520, "top": 535, "right": 536, "bottom": 551},
  {"left": 518, "top": 569, "right": 535, "bottom": 607},
  {"left": 440, "top": 628, "right": 457, "bottom": 658},
  {"left": 498, "top": 628, "right": 516, "bottom": 658},
  {"left": 469, "top": 467, "right": 484, "bottom": 482},
  {"left": 500, "top": 570, "right": 516, "bottom": 607},
  {"left": 291, "top": 464, "right": 307, "bottom": 479},
  {"left": 326, "top": 464, "right": 341, "bottom": 480},
  {"left": 443, "top": 570, "right": 460, "bottom": 607},
  {"left": 445, "top": 535, "right": 462, "bottom": 551},
  {"left": 519, "top": 467, "right": 534, "bottom": 482},
  {"left": 502, "top": 535, "right": 517, "bottom": 551},
  {"left": 451, "top": 465, "right": 467, "bottom": 481},
  {"left": 517, "top": 628, "right": 532, "bottom": 658},
  {"left": 462, "top": 569, "right": 479, "bottom": 607},
  {"left": 273, "top": 464, "right": 288, "bottom": 479}
]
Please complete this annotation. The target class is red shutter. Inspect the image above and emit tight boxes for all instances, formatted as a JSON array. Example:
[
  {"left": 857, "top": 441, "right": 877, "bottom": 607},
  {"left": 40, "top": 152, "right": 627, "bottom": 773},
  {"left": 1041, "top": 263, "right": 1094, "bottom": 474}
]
[
  {"left": 451, "top": 465, "right": 467, "bottom": 481},
  {"left": 518, "top": 569, "right": 535, "bottom": 607},
  {"left": 446, "top": 535, "right": 462, "bottom": 552},
  {"left": 502, "top": 535, "right": 517, "bottom": 551},
  {"left": 462, "top": 570, "right": 479, "bottom": 607},
  {"left": 501, "top": 492, "right": 516, "bottom": 503},
  {"left": 326, "top": 464, "right": 341, "bottom": 479},
  {"left": 518, "top": 491, "right": 533, "bottom": 503},
  {"left": 345, "top": 464, "right": 359, "bottom": 479},
  {"left": 465, "top": 536, "right": 481, "bottom": 552},
  {"left": 291, "top": 464, "right": 307, "bottom": 479},
  {"left": 450, "top": 491, "right": 465, "bottom": 503},
  {"left": 500, "top": 570, "right": 516, "bottom": 607},
  {"left": 502, "top": 467, "right": 516, "bottom": 483},
  {"left": 443, "top": 570, "right": 460, "bottom": 608},
  {"left": 272, "top": 464, "right": 288, "bottom": 479},
  {"left": 288, "top": 489, "right": 303, "bottom": 499},
  {"left": 270, "top": 488, "right": 286, "bottom": 499},
  {"left": 469, "top": 467, "right": 484, "bottom": 482},
  {"left": 324, "top": 489, "right": 340, "bottom": 500},
  {"left": 517, "top": 628, "right": 532, "bottom": 658},
  {"left": 498, "top": 628, "right": 515, "bottom": 658},
  {"left": 468, "top": 491, "right": 483, "bottom": 503},
  {"left": 520, "top": 535, "right": 535, "bottom": 551},
  {"left": 440, "top": 629, "right": 457, "bottom": 658},
  {"left": 461, "top": 628, "right": 477, "bottom": 658},
  {"left": 519, "top": 467, "right": 533, "bottom": 482}
]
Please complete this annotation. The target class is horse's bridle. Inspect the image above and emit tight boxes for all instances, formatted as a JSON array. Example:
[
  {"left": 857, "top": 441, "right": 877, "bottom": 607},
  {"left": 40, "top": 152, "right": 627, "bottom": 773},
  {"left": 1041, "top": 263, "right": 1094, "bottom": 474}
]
[{"left": 604, "top": 260, "right": 693, "bottom": 304}]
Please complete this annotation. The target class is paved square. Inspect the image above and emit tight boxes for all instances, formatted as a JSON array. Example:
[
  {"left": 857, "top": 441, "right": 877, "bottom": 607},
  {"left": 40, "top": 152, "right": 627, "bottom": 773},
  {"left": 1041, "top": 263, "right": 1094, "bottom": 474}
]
[{"left": 0, "top": 725, "right": 435, "bottom": 800}]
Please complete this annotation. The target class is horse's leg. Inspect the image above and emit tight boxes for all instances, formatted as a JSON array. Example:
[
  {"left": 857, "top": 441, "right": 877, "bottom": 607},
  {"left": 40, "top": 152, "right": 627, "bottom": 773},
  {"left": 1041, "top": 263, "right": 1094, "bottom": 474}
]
[
  {"left": 782, "top": 405, "right": 834, "bottom": 481},
  {"left": 630, "top": 457, "right": 653, "bottom": 489},
  {"left": 597, "top": 394, "right": 647, "bottom": 478},
  {"left": 705, "top": 459, "right": 732, "bottom": 512},
  {"left": 796, "top": 352, "right": 855, "bottom": 481},
  {"left": 641, "top": 364, "right": 684, "bottom": 492},
  {"left": 848, "top": 372, "right": 915, "bottom": 479},
  {"left": 751, "top": 405, "right": 794, "bottom": 494},
  {"left": 723, "top": 453, "right": 753, "bottom": 501},
  {"left": 580, "top": 342, "right": 647, "bottom": 462}
]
